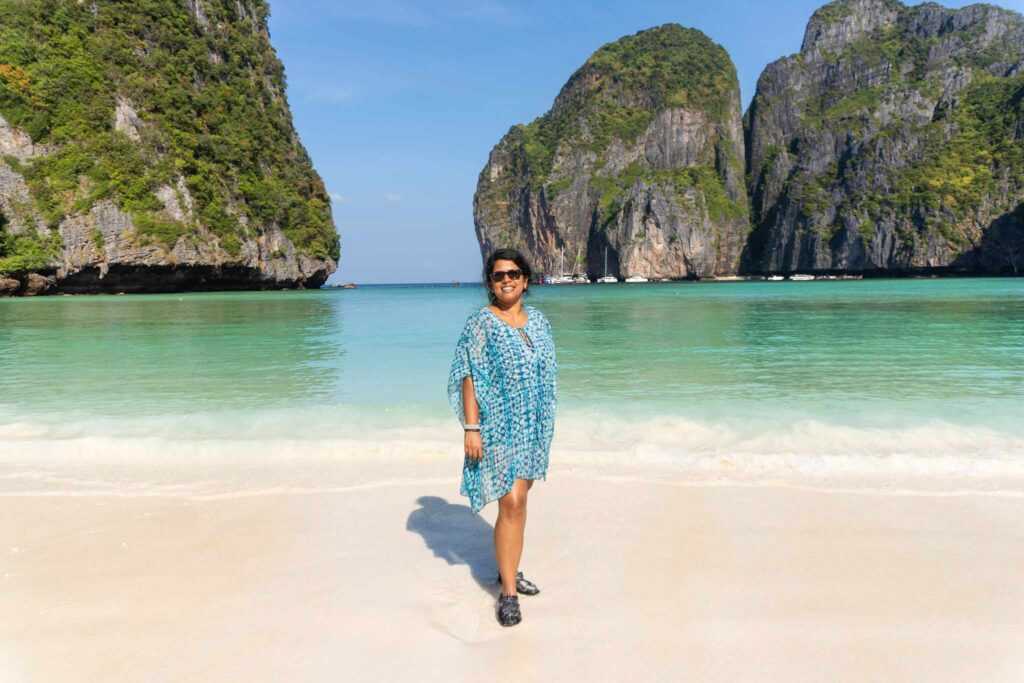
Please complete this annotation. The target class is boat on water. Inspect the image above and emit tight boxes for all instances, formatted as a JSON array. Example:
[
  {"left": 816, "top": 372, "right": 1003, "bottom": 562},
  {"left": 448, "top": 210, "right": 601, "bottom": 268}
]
[
  {"left": 624, "top": 275, "right": 649, "bottom": 283},
  {"left": 790, "top": 274, "right": 815, "bottom": 281},
  {"left": 545, "top": 247, "right": 576, "bottom": 284},
  {"left": 597, "top": 247, "right": 618, "bottom": 283},
  {"left": 767, "top": 275, "right": 785, "bottom": 281}
]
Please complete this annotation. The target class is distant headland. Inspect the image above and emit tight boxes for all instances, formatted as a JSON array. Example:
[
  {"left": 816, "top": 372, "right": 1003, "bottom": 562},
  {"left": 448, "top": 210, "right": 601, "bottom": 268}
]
[{"left": 473, "top": 0, "right": 1024, "bottom": 281}]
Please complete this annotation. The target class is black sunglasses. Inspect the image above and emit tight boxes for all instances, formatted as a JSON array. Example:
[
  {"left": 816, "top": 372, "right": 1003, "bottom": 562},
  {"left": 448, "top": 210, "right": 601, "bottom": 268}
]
[{"left": 489, "top": 269, "right": 524, "bottom": 283}]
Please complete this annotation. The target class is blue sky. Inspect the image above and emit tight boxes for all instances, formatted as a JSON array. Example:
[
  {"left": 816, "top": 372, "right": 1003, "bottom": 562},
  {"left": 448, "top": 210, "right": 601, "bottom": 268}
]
[{"left": 267, "top": 0, "right": 1022, "bottom": 284}]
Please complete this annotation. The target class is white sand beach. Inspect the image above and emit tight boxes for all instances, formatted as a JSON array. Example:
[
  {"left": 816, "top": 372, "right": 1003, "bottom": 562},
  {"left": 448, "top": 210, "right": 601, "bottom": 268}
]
[{"left": 2, "top": 460, "right": 1023, "bottom": 682}]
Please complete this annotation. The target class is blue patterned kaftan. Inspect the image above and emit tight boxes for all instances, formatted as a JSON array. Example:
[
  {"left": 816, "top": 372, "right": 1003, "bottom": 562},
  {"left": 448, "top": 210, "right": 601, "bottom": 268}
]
[{"left": 447, "top": 304, "right": 558, "bottom": 513}]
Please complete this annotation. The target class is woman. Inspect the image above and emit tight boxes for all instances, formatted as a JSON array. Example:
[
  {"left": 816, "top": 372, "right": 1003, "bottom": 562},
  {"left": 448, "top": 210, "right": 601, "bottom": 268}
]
[{"left": 447, "top": 247, "right": 558, "bottom": 627}]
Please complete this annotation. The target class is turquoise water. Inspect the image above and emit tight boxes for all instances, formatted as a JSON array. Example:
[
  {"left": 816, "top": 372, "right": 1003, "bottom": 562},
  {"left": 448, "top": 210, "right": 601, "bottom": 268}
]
[{"left": 2, "top": 278, "right": 1023, "bottom": 477}]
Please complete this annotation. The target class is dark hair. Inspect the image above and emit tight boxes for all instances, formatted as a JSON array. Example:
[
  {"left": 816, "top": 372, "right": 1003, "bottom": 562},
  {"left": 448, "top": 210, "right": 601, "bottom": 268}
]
[{"left": 482, "top": 248, "right": 533, "bottom": 305}]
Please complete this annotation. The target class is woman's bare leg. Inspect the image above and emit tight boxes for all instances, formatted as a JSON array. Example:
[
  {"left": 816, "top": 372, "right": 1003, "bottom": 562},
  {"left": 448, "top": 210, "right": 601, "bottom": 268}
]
[
  {"left": 495, "top": 479, "right": 533, "bottom": 596},
  {"left": 512, "top": 480, "right": 533, "bottom": 571}
]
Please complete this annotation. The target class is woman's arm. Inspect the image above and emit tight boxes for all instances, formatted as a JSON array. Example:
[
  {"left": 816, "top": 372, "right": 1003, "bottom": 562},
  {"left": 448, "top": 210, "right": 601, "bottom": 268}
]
[{"left": 462, "top": 375, "right": 483, "bottom": 461}]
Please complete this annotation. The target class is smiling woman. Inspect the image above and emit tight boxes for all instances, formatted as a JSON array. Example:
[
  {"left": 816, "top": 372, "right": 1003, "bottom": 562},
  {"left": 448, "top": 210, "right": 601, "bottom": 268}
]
[{"left": 447, "top": 247, "right": 558, "bottom": 626}]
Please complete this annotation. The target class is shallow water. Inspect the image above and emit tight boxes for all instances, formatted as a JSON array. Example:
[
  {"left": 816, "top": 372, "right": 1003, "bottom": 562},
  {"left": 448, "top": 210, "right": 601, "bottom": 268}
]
[{"left": 2, "top": 278, "right": 1023, "bottom": 480}]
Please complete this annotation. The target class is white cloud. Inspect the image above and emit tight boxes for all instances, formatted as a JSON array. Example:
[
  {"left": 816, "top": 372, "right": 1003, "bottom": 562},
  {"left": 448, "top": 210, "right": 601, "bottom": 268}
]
[
  {"left": 384, "top": 193, "right": 402, "bottom": 203},
  {"left": 329, "top": 192, "right": 349, "bottom": 204},
  {"left": 303, "top": 85, "right": 354, "bottom": 104}
]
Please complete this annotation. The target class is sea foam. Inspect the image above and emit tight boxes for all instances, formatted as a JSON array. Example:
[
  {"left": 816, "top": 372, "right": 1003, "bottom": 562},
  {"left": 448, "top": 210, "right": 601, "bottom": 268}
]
[{"left": 2, "top": 409, "right": 1023, "bottom": 487}]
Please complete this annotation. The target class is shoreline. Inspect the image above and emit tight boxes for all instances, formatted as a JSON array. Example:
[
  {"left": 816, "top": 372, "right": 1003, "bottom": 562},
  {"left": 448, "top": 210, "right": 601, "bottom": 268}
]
[
  {"left": 4, "top": 464, "right": 1024, "bottom": 500},
  {"left": 4, "top": 446, "right": 1024, "bottom": 500},
  {"left": 3, "top": 464, "right": 1023, "bottom": 681},
  {"left": 4, "top": 412, "right": 1024, "bottom": 498},
  {"left": 2, "top": 271, "right": 1022, "bottom": 297}
]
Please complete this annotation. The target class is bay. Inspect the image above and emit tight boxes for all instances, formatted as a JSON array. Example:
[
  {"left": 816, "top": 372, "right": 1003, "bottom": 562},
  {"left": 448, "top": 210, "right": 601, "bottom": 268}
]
[{"left": 2, "top": 278, "right": 1022, "bottom": 478}]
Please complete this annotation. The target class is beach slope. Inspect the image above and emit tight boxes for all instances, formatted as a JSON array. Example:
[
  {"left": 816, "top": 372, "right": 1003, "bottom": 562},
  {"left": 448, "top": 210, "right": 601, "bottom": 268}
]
[{"left": 2, "top": 464, "right": 1023, "bottom": 682}]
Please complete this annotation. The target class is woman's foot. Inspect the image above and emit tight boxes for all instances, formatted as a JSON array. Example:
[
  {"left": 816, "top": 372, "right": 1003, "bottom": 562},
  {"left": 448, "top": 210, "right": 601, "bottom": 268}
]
[
  {"left": 496, "top": 594, "right": 521, "bottom": 626},
  {"left": 495, "top": 571, "right": 540, "bottom": 596}
]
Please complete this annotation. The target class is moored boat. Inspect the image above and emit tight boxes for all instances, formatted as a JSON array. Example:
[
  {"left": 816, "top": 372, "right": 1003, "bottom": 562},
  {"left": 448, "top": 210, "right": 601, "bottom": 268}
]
[{"left": 597, "top": 247, "right": 618, "bottom": 283}]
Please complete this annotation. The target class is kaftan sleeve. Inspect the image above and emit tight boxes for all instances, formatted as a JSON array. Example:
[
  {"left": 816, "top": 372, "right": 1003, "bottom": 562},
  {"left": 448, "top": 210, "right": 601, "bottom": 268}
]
[{"left": 447, "top": 312, "right": 491, "bottom": 427}]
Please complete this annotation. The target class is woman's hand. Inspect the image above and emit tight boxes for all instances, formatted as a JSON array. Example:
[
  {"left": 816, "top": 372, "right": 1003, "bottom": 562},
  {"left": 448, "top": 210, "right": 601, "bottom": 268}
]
[{"left": 464, "top": 430, "right": 483, "bottom": 461}]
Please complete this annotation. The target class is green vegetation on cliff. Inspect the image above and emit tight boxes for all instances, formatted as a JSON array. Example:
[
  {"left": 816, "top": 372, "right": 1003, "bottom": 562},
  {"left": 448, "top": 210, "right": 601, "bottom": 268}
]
[
  {"left": 592, "top": 162, "right": 745, "bottom": 228},
  {"left": 518, "top": 24, "right": 737, "bottom": 188},
  {"left": 809, "top": 0, "right": 902, "bottom": 28},
  {"left": 0, "top": 0, "right": 338, "bottom": 264},
  {"left": 586, "top": 25, "right": 735, "bottom": 115},
  {"left": 886, "top": 74, "right": 1024, "bottom": 232},
  {"left": 749, "top": 0, "right": 1024, "bottom": 273},
  {"left": 821, "top": 21, "right": 1024, "bottom": 244},
  {"left": 0, "top": 220, "right": 60, "bottom": 274},
  {"left": 475, "top": 21, "right": 749, "bottom": 279}
]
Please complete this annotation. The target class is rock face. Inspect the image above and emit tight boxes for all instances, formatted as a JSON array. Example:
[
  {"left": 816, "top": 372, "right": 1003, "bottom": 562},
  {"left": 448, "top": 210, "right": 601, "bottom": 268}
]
[
  {"left": 0, "top": 0, "right": 339, "bottom": 294},
  {"left": 473, "top": 25, "right": 750, "bottom": 280},
  {"left": 475, "top": 2, "right": 1024, "bottom": 279},
  {"left": 744, "top": 0, "right": 1024, "bottom": 274}
]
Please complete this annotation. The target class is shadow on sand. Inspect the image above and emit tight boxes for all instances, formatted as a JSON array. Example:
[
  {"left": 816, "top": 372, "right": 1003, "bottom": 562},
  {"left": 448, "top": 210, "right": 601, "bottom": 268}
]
[{"left": 406, "top": 496, "right": 498, "bottom": 595}]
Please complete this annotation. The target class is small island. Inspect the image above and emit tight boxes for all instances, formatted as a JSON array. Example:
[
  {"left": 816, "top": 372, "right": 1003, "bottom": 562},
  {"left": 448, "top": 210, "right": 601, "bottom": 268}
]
[{"left": 0, "top": 0, "right": 339, "bottom": 296}]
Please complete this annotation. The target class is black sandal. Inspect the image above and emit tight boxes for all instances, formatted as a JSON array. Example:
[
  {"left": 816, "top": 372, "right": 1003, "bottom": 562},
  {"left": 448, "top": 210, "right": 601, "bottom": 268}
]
[
  {"left": 495, "top": 570, "right": 540, "bottom": 596},
  {"left": 496, "top": 594, "right": 522, "bottom": 626}
]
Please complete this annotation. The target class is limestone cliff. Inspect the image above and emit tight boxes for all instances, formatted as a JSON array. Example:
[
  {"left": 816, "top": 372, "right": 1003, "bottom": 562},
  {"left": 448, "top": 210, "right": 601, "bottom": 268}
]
[
  {"left": 473, "top": 24, "right": 749, "bottom": 280},
  {"left": 744, "top": 0, "right": 1024, "bottom": 274},
  {"left": 0, "top": 0, "right": 339, "bottom": 295}
]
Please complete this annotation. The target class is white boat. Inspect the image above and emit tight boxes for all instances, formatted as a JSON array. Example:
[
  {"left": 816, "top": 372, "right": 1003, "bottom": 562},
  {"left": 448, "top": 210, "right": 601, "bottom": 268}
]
[
  {"left": 790, "top": 274, "right": 815, "bottom": 281},
  {"left": 767, "top": 275, "right": 785, "bottom": 281},
  {"left": 597, "top": 247, "right": 618, "bottom": 283},
  {"left": 624, "top": 275, "right": 649, "bottom": 283},
  {"left": 571, "top": 274, "right": 589, "bottom": 284},
  {"left": 547, "top": 247, "right": 575, "bottom": 284}
]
